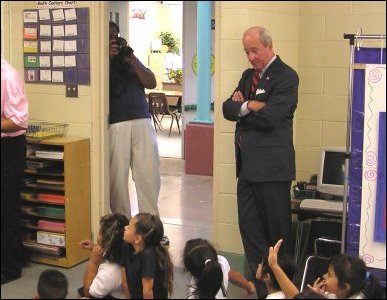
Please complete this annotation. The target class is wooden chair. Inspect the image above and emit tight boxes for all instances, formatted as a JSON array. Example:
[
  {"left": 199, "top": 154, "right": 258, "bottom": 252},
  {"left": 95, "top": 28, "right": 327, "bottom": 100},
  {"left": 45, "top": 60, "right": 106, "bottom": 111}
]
[{"left": 148, "top": 92, "right": 181, "bottom": 136}]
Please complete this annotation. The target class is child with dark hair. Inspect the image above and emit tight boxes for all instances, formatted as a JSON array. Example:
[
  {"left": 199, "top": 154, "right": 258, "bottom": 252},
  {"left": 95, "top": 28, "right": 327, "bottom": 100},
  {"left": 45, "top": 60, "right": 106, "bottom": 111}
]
[
  {"left": 79, "top": 213, "right": 129, "bottom": 299},
  {"left": 121, "top": 213, "right": 174, "bottom": 299},
  {"left": 255, "top": 251, "right": 295, "bottom": 298},
  {"left": 183, "top": 238, "right": 255, "bottom": 299},
  {"left": 33, "top": 269, "right": 68, "bottom": 299},
  {"left": 311, "top": 254, "right": 384, "bottom": 299},
  {"left": 268, "top": 239, "right": 385, "bottom": 299},
  {"left": 293, "top": 290, "right": 327, "bottom": 299}
]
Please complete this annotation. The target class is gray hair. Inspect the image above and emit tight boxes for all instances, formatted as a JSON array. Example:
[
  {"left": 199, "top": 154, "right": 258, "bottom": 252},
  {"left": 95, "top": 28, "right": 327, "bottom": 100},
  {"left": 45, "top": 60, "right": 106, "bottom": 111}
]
[
  {"left": 244, "top": 26, "right": 273, "bottom": 47},
  {"left": 259, "top": 27, "right": 272, "bottom": 47}
]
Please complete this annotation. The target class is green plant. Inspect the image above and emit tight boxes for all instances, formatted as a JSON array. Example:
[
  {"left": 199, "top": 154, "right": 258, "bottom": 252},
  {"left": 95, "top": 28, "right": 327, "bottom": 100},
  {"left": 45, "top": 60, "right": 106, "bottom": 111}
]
[
  {"left": 166, "top": 68, "right": 182, "bottom": 84},
  {"left": 159, "top": 31, "right": 180, "bottom": 55}
]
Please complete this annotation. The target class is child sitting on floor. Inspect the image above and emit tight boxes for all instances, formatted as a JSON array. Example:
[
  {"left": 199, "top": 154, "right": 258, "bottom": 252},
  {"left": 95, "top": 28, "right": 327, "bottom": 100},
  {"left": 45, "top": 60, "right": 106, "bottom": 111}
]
[
  {"left": 121, "top": 213, "right": 174, "bottom": 299},
  {"left": 79, "top": 213, "right": 129, "bottom": 299},
  {"left": 268, "top": 239, "right": 384, "bottom": 299},
  {"left": 183, "top": 238, "right": 256, "bottom": 299}
]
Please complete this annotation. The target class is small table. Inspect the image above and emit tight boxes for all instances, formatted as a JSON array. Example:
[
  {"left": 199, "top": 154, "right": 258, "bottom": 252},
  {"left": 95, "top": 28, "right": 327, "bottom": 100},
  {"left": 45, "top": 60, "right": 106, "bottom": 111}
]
[{"left": 291, "top": 199, "right": 342, "bottom": 268}]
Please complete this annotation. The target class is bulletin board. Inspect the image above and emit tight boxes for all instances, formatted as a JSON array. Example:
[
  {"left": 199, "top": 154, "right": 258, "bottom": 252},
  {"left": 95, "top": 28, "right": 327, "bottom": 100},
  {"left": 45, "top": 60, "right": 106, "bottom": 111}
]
[
  {"left": 359, "top": 64, "right": 386, "bottom": 269},
  {"left": 347, "top": 47, "right": 386, "bottom": 285},
  {"left": 23, "top": 7, "right": 90, "bottom": 85}
]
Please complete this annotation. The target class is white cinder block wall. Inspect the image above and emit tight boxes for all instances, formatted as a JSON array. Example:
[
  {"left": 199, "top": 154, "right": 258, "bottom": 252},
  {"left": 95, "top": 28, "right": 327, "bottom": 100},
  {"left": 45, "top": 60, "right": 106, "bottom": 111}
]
[{"left": 213, "top": 1, "right": 386, "bottom": 254}]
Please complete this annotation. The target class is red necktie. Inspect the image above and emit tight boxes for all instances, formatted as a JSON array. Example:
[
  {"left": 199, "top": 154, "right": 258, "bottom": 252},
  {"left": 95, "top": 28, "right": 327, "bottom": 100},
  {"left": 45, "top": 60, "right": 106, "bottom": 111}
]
[{"left": 250, "top": 69, "right": 260, "bottom": 99}]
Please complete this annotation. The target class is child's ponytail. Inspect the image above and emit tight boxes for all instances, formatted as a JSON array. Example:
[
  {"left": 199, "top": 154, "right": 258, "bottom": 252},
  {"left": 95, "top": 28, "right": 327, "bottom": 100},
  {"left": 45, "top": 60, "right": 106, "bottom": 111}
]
[
  {"left": 196, "top": 259, "right": 223, "bottom": 299},
  {"left": 135, "top": 213, "right": 174, "bottom": 296},
  {"left": 184, "top": 238, "right": 225, "bottom": 299},
  {"left": 155, "top": 243, "right": 174, "bottom": 296}
]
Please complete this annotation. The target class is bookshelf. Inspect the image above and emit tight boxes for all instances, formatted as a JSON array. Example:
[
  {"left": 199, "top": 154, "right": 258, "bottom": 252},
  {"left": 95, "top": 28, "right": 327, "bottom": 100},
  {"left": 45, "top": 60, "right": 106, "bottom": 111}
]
[{"left": 21, "top": 136, "right": 90, "bottom": 267}]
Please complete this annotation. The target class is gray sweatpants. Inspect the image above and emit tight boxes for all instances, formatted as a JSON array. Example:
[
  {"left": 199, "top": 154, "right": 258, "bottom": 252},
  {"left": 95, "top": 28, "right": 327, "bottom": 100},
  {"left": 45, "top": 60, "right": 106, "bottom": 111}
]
[{"left": 109, "top": 118, "right": 160, "bottom": 218}]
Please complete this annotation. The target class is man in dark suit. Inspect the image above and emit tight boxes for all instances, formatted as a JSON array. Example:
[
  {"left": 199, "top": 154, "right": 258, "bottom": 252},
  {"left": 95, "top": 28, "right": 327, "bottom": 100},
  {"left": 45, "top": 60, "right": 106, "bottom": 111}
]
[{"left": 222, "top": 26, "right": 299, "bottom": 279}]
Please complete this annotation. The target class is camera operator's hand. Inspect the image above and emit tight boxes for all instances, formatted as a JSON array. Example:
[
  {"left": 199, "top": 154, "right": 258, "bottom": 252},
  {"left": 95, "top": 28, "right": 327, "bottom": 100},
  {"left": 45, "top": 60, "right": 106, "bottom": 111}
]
[
  {"left": 123, "top": 54, "right": 156, "bottom": 89},
  {"left": 109, "top": 39, "right": 120, "bottom": 60},
  {"left": 123, "top": 53, "right": 136, "bottom": 66}
]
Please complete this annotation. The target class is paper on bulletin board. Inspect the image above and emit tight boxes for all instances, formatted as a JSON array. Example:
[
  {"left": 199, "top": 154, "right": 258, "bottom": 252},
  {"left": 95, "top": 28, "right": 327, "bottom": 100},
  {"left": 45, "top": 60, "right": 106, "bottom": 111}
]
[
  {"left": 23, "top": 41, "right": 38, "bottom": 53},
  {"left": 359, "top": 64, "right": 386, "bottom": 270}
]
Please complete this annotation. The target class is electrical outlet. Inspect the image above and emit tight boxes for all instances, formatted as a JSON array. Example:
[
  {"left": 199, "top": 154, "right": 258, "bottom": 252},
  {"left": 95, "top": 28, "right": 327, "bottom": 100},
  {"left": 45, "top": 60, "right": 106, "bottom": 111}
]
[{"left": 66, "top": 84, "right": 78, "bottom": 97}]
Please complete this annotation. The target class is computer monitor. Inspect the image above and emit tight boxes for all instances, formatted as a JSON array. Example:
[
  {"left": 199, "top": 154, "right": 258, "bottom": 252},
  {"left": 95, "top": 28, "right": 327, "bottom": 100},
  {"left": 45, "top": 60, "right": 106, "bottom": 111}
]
[{"left": 317, "top": 147, "right": 346, "bottom": 197}]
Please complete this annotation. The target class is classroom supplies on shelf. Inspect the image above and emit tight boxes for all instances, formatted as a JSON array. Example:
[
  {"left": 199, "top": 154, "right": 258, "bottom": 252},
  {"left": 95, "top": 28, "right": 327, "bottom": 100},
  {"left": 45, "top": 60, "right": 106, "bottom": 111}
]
[
  {"left": 37, "top": 231, "right": 66, "bottom": 247},
  {"left": 26, "top": 122, "right": 68, "bottom": 140}
]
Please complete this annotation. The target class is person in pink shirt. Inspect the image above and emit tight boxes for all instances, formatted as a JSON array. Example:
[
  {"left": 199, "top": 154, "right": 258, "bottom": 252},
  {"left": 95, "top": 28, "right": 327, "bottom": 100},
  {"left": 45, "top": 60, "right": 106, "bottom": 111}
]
[{"left": 1, "top": 56, "right": 29, "bottom": 285}]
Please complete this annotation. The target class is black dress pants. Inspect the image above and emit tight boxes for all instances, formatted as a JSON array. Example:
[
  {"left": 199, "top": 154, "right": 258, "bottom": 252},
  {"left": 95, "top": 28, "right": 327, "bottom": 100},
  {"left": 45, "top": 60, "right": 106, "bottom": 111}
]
[
  {"left": 237, "top": 180, "right": 292, "bottom": 276},
  {"left": 1, "top": 135, "right": 26, "bottom": 278}
]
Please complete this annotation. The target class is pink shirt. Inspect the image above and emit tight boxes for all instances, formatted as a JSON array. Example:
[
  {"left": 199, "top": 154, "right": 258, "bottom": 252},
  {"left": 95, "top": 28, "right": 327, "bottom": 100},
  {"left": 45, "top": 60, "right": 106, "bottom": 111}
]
[{"left": 1, "top": 57, "right": 28, "bottom": 137}]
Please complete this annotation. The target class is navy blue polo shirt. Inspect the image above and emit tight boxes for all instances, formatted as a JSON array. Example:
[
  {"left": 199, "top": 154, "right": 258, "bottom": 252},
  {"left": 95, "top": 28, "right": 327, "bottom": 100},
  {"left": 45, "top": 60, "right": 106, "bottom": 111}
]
[{"left": 109, "top": 58, "right": 150, "bottom": 124}]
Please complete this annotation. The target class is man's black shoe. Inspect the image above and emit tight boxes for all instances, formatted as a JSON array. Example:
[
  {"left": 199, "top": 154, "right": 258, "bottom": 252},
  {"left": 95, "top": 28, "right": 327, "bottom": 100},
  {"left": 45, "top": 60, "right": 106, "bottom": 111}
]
[{"left": 1, "top": 273, "right": 21, "bottom": 285}]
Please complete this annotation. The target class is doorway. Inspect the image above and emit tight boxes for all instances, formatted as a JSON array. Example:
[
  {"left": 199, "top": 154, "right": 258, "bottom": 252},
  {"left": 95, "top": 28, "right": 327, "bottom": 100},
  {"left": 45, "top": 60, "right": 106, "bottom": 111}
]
[{"left": 127, "top": 1, "right": 183, "bottom": 159}]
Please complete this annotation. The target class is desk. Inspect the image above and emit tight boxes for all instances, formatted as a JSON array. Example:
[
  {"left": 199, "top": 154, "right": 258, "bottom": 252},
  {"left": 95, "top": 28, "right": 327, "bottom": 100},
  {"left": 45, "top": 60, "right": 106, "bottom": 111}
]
[
  {"left": 292, "top": 199, "right": 342, "bottom": 268},
  {"left": 146, "top": 89, "right": 182, "bottom": 97},
  {"left": 146, "top": 89, "right": 182, "bottom": 105}
]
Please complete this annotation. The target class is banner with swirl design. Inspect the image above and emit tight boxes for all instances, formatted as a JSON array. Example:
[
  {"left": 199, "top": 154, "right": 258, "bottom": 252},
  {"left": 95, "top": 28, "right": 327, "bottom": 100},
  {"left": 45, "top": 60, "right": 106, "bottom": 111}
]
[{"left": 359, "top": 65, "right": 386, "bottom": 270}]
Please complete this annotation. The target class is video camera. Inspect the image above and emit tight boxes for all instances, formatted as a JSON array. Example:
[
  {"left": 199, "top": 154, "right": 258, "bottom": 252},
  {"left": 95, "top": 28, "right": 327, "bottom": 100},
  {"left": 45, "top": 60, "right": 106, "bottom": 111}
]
[{"left": 114, "top": 36, "right": 134, "bottom": 59}]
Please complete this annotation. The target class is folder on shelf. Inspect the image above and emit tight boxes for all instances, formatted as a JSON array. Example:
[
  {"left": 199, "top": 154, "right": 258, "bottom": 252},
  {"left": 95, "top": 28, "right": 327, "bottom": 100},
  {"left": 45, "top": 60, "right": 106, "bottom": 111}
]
[
  {"left": 37, "top": 220, "right": 65, "bottom": 233},
  {"left": 36, "top": 179, "right": 65, "bottom": 186},
  {"left": 21, "top": 218, "right": 38, "bottom": 230},
  {"left": 21, "top": 205, "right": 38, "bottom": 216},
  {"left": 37, "top": 193, "right": 65, "bottom": 204},
  {"left": 26, "top": 160, "right": 56, "bottom": 169},
  {"left": 23, "top": 241, "right": 63, "bottom": 256},
  {"left": 21, "top": 191, "right": 37, "bottom": 201},
  {"left": 35, "top": 150, "right": 64, "bottom": 159},
  {"left": 37, "top": 206, "right": 65, "bottom": 219},
  {"left": 37, "top": 231, "right": 65, "bottom": 247}
]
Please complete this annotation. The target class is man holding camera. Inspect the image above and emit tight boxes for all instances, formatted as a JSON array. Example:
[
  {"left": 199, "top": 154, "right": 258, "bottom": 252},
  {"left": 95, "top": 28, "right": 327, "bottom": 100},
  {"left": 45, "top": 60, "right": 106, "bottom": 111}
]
[{"left": 108, "top": 21, "right": 161, "bottom": 222}]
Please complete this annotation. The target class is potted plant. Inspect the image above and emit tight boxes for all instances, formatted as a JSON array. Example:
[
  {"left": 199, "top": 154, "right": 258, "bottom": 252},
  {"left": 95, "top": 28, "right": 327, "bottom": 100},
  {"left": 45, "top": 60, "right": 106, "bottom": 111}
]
[
  {"left": 159, "top": 31, "right": 180, "bottom": 55},
  {"left": 166, "top": 68, "right": 182, "bottom": 84}
]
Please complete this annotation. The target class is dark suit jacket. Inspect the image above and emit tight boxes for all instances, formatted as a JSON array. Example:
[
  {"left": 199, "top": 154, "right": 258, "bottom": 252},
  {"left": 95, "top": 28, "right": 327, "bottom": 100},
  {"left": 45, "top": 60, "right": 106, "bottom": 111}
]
[{"left": 222, "top": 56, "right": 299, "bottom": 182}]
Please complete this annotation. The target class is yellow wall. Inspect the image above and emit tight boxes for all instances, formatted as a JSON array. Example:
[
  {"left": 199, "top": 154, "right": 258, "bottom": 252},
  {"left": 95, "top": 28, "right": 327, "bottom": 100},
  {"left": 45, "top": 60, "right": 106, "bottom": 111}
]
[
  {"left": 296, "top": 1, "right": 386, "bottom": 181},
  {"left": 1, "top": 1, "right": 110, "bottom": 239},
  {"left": 213, "top": 1, "right": 386, "bottom": 254}
]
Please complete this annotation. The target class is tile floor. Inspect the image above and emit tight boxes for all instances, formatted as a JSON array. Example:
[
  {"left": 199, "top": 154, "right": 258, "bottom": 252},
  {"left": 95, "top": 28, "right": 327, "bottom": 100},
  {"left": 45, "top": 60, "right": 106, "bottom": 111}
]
[
  {"left": 155, "top": 115, "right": 182, "bottom": 159},
  {"left": 1, "top": 158, "right": 253, "bottom": 299}
]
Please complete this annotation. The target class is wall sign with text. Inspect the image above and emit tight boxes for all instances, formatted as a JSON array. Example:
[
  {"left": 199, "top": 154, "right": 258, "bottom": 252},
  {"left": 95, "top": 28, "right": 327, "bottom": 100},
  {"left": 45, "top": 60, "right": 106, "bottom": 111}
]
[{"left": 23, "top": 7, "right": 90, "bottom": 85}]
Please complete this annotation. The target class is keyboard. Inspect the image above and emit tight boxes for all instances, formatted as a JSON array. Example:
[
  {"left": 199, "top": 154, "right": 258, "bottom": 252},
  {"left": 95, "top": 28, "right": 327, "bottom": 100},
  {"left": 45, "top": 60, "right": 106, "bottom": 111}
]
[{"left": 300, "top": 199, "right": 343, "bottom": 213}]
